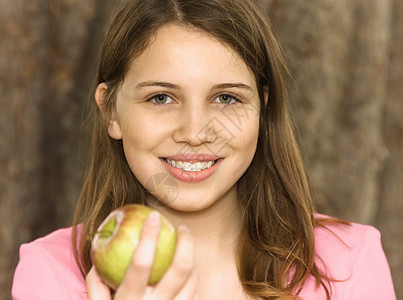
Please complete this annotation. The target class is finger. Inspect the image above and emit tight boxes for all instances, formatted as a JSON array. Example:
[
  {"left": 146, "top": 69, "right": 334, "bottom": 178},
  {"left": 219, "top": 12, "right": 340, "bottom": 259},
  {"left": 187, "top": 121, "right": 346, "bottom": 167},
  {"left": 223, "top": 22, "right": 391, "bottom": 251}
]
[
  {"left": 174, "top": 270, "right": 199, "bottom": 300},
  {"left": 115, "top": 211, "right": 161, "bottom": 299},
  {"left": 153, "top": 225, "right": 195, "bottom": 299},
  {"left": 86, "top": 267, "right": 112, "bottom": 300}
]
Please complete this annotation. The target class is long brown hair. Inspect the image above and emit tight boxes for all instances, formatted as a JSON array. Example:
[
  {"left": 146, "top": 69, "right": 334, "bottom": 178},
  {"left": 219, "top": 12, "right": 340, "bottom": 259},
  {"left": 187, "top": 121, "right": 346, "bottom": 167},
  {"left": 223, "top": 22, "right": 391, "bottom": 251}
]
[{"left": 73, "top": 0, "right": 334, "bottom": 298}]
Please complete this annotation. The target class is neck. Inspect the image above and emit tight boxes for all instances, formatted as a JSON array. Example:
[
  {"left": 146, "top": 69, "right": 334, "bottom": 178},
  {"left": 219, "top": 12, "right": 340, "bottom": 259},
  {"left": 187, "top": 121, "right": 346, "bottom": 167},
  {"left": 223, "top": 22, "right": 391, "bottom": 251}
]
[
  {"left": 154, "top": 186, "right": 249, "bottom": 299},
  {"left": 156, "top": 185, "right": 242, "bottom": 251}
]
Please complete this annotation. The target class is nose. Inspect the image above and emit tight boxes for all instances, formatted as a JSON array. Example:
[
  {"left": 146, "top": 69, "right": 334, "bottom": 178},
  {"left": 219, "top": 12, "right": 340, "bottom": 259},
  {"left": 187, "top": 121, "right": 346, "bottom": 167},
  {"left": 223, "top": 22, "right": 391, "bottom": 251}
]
[{"left": 172, "top": 102, "right": 217, "bottom": 146}]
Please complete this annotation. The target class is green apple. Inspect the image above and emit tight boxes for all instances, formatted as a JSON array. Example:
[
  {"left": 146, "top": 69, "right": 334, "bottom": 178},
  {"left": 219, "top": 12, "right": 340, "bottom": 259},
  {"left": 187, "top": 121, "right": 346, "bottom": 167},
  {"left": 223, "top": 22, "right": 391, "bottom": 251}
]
[{"left": 91, "top": 204, "right": 177, "bottom": 289}]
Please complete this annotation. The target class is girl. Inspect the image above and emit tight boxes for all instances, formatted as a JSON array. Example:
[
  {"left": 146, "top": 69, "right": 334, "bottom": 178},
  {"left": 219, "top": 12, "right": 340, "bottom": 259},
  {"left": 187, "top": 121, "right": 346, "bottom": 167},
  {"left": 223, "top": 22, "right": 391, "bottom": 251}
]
[{"left": 12, "top": 0, "right": 396, "bottom": 299}]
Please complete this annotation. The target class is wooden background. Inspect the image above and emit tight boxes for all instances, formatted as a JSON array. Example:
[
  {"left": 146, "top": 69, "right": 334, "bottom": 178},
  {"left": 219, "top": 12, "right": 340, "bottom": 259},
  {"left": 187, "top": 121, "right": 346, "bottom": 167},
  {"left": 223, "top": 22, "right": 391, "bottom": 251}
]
[{"left": 1, "top": 0, "right": 401, "bottom": 298}]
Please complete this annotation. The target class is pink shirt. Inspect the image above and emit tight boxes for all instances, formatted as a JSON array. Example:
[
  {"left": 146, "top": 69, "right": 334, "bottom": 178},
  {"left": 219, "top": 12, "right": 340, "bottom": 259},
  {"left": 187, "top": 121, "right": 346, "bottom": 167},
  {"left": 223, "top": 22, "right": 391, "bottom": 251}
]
[{"left": 12, "top": 216, "right": 396, "bottom": 299}]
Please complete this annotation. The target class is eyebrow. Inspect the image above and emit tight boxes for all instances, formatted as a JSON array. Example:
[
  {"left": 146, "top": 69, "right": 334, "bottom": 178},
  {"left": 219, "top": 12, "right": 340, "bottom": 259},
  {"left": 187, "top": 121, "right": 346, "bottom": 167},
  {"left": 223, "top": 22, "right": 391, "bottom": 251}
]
[
  {"left": 136, "top": 81, "right": 253, "bottom": 92},
  {"left": 211, "top": 83, "right": 253, "bottom": 93},
  {"left": 136, "top": 81, "right": 180, "bottom": 89}
]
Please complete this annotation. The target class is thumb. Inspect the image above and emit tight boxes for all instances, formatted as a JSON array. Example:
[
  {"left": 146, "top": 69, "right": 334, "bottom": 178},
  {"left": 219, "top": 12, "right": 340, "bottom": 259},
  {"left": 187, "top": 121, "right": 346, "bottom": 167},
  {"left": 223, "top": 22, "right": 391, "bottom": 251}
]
[{"left": 86, "top": 267, "right": 112, "bottom": 300}]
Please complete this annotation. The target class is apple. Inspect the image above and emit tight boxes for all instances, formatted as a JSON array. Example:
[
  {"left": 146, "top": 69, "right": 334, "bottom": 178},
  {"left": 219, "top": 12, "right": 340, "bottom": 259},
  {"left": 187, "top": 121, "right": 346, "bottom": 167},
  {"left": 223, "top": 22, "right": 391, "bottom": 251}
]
[{"left": 91, "top": 204, "right": 177, "bottom": 289}]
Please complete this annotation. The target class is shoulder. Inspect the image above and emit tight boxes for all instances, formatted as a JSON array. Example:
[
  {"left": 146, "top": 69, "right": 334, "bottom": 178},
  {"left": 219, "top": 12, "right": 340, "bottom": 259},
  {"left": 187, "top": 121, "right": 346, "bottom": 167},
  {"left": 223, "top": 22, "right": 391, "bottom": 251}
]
[
  {"left": 22, "top": 226, "right": 77, "bottom": 253},
  {"left": 313, "top": 213, "right": 381, "bottom": 265},
  {"left": 299, "top": 213, "right": 396, "bottom": 299},
  {"left": 12, "top": 226, "right": 88, "bottom": 300}
]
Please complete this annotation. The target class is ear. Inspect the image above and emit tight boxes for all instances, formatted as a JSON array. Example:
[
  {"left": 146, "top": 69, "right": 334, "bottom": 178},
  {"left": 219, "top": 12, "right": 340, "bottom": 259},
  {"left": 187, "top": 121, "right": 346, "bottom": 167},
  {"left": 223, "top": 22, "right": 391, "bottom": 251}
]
[
  {"left": 263, "top": 86, "right": 269, "bottom": 105},
  {"left": 95, "top": 83, "right": 122, "bottom": 140}
]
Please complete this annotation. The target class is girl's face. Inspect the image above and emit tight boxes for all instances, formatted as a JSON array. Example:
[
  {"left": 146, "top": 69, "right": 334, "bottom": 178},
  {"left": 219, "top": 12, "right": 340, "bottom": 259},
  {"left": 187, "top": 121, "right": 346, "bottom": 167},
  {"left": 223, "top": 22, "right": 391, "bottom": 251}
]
[{"left": 100, "top": 24, "right": 260, "bottom": 212}]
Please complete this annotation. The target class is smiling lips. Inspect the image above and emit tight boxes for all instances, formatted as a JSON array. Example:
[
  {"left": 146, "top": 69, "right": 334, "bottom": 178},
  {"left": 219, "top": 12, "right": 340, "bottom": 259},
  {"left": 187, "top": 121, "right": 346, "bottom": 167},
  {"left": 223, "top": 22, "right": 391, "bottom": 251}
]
[
  {"left": 160, "top": 154, "right": 223, "bottom": 183},
  {"left": 163, "top": 158, "right": 217, "bottom": 172}
]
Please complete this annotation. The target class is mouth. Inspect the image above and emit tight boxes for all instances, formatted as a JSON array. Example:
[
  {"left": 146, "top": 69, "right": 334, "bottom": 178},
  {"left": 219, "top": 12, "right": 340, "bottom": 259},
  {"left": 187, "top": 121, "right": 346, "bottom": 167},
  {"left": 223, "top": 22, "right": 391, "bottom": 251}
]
[
  {"left": 160, "top": 155, "right": 223, "bottom": 183},
  {"left": 162, "top": 158, "right": 219, "bottom": 172}
]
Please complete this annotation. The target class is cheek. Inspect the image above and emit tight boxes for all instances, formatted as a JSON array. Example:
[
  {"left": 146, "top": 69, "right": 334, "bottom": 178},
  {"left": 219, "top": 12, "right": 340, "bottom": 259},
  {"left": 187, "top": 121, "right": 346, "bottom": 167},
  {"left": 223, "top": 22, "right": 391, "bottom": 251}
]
[
  {"left": 241, "top": 122, "right": 259, "bottom": 162},
  {"left": 239, "top": 119, "right": 260, "bottom": 167},
  {"left": 119, "top": 112, "right": 169, "bottom": 147},
  {"left": 234, "top": 116, "right": 259, "bottom": 148},
  {"left": 225, "top": 115, "right": 259, "bottom": 176},
  {"left": 118, "top": 113, "right": 164, "bottom": 173}
]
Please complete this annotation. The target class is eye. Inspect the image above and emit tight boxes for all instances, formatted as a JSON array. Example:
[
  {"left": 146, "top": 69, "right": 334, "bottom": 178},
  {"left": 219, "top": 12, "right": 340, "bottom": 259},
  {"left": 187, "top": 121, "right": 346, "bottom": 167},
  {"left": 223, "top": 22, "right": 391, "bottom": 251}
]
[
  {"left": 213, "top": 94, "right": 239, "bottom": 105},
  {"left": 149, "top": 94, "right": 174, "bottom": 105}
]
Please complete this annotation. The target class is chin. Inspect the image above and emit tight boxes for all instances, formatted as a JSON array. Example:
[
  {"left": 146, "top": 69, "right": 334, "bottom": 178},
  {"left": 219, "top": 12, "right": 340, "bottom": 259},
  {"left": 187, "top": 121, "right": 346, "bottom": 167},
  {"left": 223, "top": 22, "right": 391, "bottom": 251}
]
[
  {"left": 156, "top": 198, "right": 213, "bottom": 212},
  {"left": 146, "top": 191, "right": 217, "bottom": 213},
  {"left": 171, "top": 200, "right": 213, "bottom": 212}
]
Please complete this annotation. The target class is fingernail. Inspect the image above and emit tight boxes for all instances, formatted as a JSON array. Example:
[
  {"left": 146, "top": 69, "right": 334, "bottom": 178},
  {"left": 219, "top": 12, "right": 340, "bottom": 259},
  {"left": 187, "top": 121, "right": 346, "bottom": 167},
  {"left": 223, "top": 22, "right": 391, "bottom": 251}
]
[
  {"left": 178, "top": 225, "right": 189, "bottom": 233},
  {"left": 146, "top": 211, "right": 160, "bottom": 226}
]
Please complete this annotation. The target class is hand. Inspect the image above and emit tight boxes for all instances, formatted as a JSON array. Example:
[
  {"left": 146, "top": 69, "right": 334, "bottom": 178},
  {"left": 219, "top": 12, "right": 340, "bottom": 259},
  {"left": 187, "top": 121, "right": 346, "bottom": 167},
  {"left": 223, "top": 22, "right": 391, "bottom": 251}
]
[{"left": 86, "top": 211, "right": 198, "bottom": 300}]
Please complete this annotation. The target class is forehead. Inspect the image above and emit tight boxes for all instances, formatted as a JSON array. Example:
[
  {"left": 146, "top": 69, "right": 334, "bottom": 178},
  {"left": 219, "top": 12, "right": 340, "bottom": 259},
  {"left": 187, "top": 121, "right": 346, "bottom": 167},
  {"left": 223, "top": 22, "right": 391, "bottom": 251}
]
[{"left": 124, "top": 23, "right": 256, "bottom": 87}]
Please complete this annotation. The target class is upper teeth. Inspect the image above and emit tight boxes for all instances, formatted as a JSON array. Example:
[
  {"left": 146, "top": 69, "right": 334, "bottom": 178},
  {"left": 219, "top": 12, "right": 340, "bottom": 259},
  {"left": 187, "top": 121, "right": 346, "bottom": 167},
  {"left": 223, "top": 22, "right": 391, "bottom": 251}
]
[{"left": 165, "top": 159, "right": 216, "bottom": 172}]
